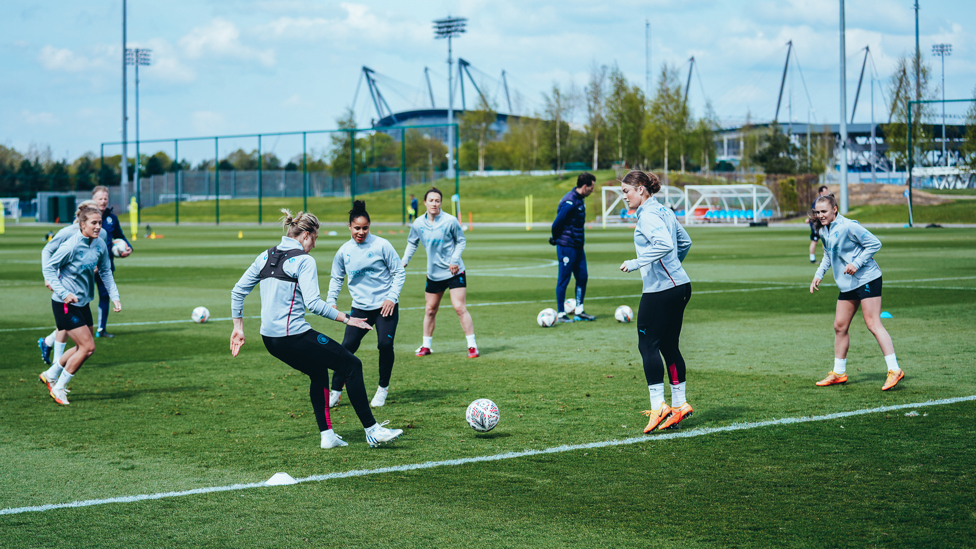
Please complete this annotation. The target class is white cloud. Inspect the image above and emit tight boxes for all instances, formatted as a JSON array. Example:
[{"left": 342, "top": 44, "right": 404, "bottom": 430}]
[
  {"left": 192, "top": 110, "right": 227, "bottom": 134},
  {"left": 179, "top": 18, "right": 275, "bottom": 68},
  {"left": 37, "top": 45, "right": 108, "bottom": 72},
  {"left": 22, "top": 110, "right": 60, "bottom": 126},
  {"left": 282, "top": 94, "right": 303, "bottom": 107}
]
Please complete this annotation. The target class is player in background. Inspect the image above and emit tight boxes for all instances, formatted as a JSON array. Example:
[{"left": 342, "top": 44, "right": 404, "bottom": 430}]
[
  {"left": 326, "top": 201, "right": 406, "bottom": 409},
  {"left": 618, "top": 171, "right": 694, "bottom": 432},
  {"left": 808, "top": 185, "right": 830, "bottom": 262},
  {"left": 91, "top": 186, "right": 131, "bottom": 338},
  {"left": 230, "top": 209, "right": 402, "bottom": 448},
  {"left": 549, "top": 172, "right": 596, "bottom": 323},
  {"left": 38, "top": 200, "right": 105, "bottom": 368},
  {"left": 39, "top": 204, "right": 122, "bottom": 406},
  {"left": 408, "top": 194, "right": 418, "bottom": 222},
  {"left": 809, "top": 195, "right": 904, "bottom": 391},
  {"left": 402, "top": 187, "right": 479, "bottom": 358}
]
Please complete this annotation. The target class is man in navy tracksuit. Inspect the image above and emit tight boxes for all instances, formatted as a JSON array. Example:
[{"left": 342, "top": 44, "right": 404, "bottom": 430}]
[
  {"left": 92, "top": 186, "right": 132, "bottom": 337},
  {"left": 549, "top": 172, "right": 596, "bottom": 322}
]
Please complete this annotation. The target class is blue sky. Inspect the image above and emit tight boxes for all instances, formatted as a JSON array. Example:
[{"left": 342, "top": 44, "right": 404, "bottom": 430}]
[{"left": 2, "top": 0, "right": 974, "bottom": 163}]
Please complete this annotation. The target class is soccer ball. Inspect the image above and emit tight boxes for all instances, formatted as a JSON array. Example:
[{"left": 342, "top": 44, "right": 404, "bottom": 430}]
[
  {"left": 111, "top": 239, "right": 128, "bottom": 257},
  {"left": 614, "top": 305, "right": 634, "bottom": 323},
  {"left": 563, "top": 298, "right": 577, "bottom": 314},
  {"left": 465, "top": 398, "right": 500, "bottom": 432},
  {"left": 191, "top": 306, "right": 210, "bottom": 324},
  {"left": 537, "top": 308, "right": 557, "bottom": 327}
]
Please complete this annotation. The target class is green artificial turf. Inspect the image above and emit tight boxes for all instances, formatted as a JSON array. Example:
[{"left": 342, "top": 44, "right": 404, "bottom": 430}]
[{"left": 1, "top": 224, "right": 974, "bottom": 547}]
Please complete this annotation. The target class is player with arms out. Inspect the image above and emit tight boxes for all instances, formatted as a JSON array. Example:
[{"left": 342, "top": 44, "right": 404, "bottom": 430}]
[
  {"left": 326, "top": 201, "right": 406, "bottom": 409},
  {"left": 549, "top": 172, "right": 596, "bottom": 322},
  {"left": 809, "top": 195, "right": 904, "bottom": 391},
  {"left": 91, "top": 186, "right": 131, "bottom": 337},
  {"left": 618, "top": 171, "right": 694, "bottom": 432},
  {"left": 402, "top": 187, "right": 479, "bottom": 358},
  {"left": 39, "top": 204, "right": 122, "bottom": 405},
  {"left": 230, "top": 209, "right": 402, "bottom": 448}
]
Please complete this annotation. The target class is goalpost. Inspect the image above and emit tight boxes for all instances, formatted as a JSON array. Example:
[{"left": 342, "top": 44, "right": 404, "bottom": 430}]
[
  {"left": 601, "top": 185, "right": 684, "bottom": 228},
  {"left": 0, "top": 198, "right": 20, "bottom": 221},
  {"left": 682, "top": 185, "right": 780, "bottom": 225}
]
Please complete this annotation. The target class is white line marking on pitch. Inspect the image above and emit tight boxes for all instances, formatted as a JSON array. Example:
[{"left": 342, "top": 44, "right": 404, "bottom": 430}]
[{"left": 2, "top": 395, "right": 973, "bottom": 517}]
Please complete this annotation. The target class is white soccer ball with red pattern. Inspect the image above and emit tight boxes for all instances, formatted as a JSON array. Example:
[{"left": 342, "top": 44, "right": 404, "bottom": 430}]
[
  {"left": 111, "top": 239, "right": 129, "bottom": 258},
  {"left": 614, "top": 305, "right": 634, "bottom": 323},
  {"left": 563, "top": 298, "right": 577, "bottom": 315},
  {"left": 537, "top": 308, "right": 557, "bottom": 327},
  {"left": 465, "top": 398, "right": 500, "bottom": 432},
  {"left": 191, "top": 306, "right": 210, "bottom": 324}
]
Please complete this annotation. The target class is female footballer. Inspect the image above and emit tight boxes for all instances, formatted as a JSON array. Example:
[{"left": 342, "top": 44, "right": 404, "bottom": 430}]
[
  {"left": 402, "top": 187, "right": 479, "bottom": 358},
  {"left": 326, "top": 201, "right": 406, "bottom": 409},
  {"left": 230, "top": 209, "right": 403, "bottom": 448},
  {"left": 809, "top": 195, "right": 904, "bottom": 391},
  {"left": 40, "top": 204, "right": 122, "bottom": 405},
  {"left": 618, "top": 171, "right": 694, "bottom": 432}
]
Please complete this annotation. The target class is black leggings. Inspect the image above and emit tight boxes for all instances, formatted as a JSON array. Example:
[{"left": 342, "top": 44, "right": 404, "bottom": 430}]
[
  {"left": 332, "top": 305, "right": 399, "bottom": 391},
  {"left": 262, "top": 330, "right": 376, "bottom": 431},
  {"left": 637, "top": 283, "right": 691, "bottom": 387}
]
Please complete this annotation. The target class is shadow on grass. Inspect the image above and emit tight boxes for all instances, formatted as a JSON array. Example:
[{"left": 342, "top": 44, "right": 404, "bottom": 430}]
[
  {"left": 72, "top": 385, "right": 205, "bottom": 402},
  {"left": 697, "top": 405, "right": 752, "bottom": 424}
]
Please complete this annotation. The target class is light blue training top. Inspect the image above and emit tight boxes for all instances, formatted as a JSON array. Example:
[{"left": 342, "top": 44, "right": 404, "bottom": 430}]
[
  {"left": 327, "top": 233, "right": 406, "bottom": 311},
  {"left": 42, "top": 231, "right": 119, "bottom": 307},
  {"left": 402, "top": 211, "right": 466, "bottom": 282},
  {"left": 815, "top": 214, "right": 883, "bottom": 293},
  {"left": 41, "top": 224, "right": 107, "bottom": 276},
  {"left": 231, "top": 236, "right": 340, "bottom": 338},
  {"left": 623, "top": 197, "right": 692, "bottom": 294}
]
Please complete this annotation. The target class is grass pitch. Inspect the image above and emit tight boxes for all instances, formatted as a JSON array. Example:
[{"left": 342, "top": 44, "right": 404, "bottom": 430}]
[{"left": 1, "top": 222, "right": 975, "bottom": 548}]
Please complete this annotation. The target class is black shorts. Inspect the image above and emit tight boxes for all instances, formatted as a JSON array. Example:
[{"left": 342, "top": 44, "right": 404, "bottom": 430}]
[
  {"left": 838, "top": 276, "right": 882, "bottom": 301},
  {"left": 809, "top": 223, "right": 820, "bottom": 241},
  {"left": 425, "top": 272, "right": 467, "bottom": 294},
  {"left": 52, "top": 301, "right": 94, "bottom": 331}
]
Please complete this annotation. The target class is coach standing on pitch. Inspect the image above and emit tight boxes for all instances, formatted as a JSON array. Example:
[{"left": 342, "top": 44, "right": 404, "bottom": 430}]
[
  {"left": 549, "top": 172, "right": 596, "bottom": 323},
  {"left": 91, "top": 185, "right": 131, "bottom": 338}
]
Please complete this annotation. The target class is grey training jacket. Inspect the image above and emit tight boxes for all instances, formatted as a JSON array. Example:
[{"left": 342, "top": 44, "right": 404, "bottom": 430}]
[
  {"left": 402, "top": 212, "right": 466, "bottom": 282},
  {"left": 231, "top": 236, "right": 339, "bottom": 338},
  {"left": 327, "top": 233, "right": 406, "bottom": 311},
  {"left": 815, "top": 214, "right": 883, "bottom": 293},
  {"left": 42, "top": 231, "right": 119, "bottom": 307},
  {"left": 623, "top": 197, "right": 692, "bottom": 294}
]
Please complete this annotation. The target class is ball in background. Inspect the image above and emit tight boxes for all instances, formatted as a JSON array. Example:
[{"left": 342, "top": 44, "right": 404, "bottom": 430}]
[
  {"left": 111, "top": 239, "right": 128, "bottom": 258},
  {"left": 614, "top": 305, "right": 633, "bottom": 323},
  {"left": 465, "top": 398, "right": 500, "bottom": 432},
  {"left": 191, "top": 306, "right": 211, "bottom": 324},
  {"left": 537, "top": 308, "right": 557, "bottom": 327},
  {"left": 563, "top": 298, "right": 577, "bottom": 314}
]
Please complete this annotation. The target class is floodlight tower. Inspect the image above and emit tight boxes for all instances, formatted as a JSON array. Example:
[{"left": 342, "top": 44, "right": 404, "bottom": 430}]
[
  {"left": 127, "top": 48, "right": 151, "bottom": 211},
  {"left": 433, "top": 16, "right": 466, "bottom": 178},
  {"left": 120, "top": 0, "right": 129, "bottom": 207},
  {"left": 932, "top": 43, "right": 952, "bottom": 165}
]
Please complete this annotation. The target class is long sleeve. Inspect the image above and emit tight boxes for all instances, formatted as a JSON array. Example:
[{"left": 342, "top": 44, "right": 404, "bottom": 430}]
[
  {"left": 326, "top": 251, "right": 345, "bottom": 306},
  {"left": 676, "top": 224, "right": 692, "bottom": 262},
  {"left": 295, "top": 256, "right": 339, "bottom": 321},
  {"left": 449, "top": 218, "right": 466, "bottom": 265},
  {"left": 848, "top": 223, "right": 882, "bottom": 270},
  {"left": 815, "top": 249, "right": 831, "bottom": 280},
  {"left": 231, "top": 257, "right": 263, "bottom": 318},
  {"left": 551, "top": 198, "right": 573, "bottom": 239},
  {"left": 385, "top": 243, "right": 406, "bottom": 303},
  {"left": 402, "top": 225, "right": 420, "bottom": 266},
  {"left": 96, "top": 246, "right": 120, "bottom": 300},
  {"left": 43, "top": 242, "right": 74, "bottom": 302},
  {"left": 625, "top": 214, "right": 673, "bottom": 272}
]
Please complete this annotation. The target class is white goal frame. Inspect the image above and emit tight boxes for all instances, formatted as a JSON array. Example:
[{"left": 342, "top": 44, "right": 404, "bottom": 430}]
[
  {"left": 601, "top": 185, "right": 685, "bottom": 228},
  {"left": 1, "top": 198, "right": 20, "bottom": 221},
  {"left": 682, "top": 184, "right": 779, "bottom": 225}
]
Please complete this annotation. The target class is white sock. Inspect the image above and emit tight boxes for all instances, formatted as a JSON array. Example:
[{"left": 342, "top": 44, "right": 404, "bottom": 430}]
[
  {"left": 810, "top": 254, "right": 816, "bottom": 261},
  {"left": 671, "top": 382, "right": 687, "bottom": 408},
  {"left": 422, "top": 336, "right": 432, "bottom": 349},
  {"left": 575, "top": 302, "right": 584, "bottom": 315},
  {"left": 44, "top": 364, "right": 64, "bottom": 381},
  {"left": 884, "top": 353, "right": 900, "bottom": 372},
  {"left": 465, "top": 334, "right": 477, "bottom": 349},
  {"left": 321, "top": 429, "right": 335, "bottom": 440},
  {"left": 365, "top": 422, "right": 379, "bottom": 433},
  {"left": 648, "top": 384, "right": 665, "bottom": 410},
  {"left": 834, "top": 358, "right": 847, "bottom": 375},
  {"left": 53, "top": 341, "right": 67, "bottom": 365},
  {"left": 45, "top": 330, "right": 57, "bottom": 347},
  {"left": 54, "top": 370, "right": 73, "bottom": 391}
]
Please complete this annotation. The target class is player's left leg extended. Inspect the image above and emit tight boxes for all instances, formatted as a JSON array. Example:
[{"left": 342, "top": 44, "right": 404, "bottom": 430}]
[{"left": 860, "top": 295, "right": 902, "bottom": 390}]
